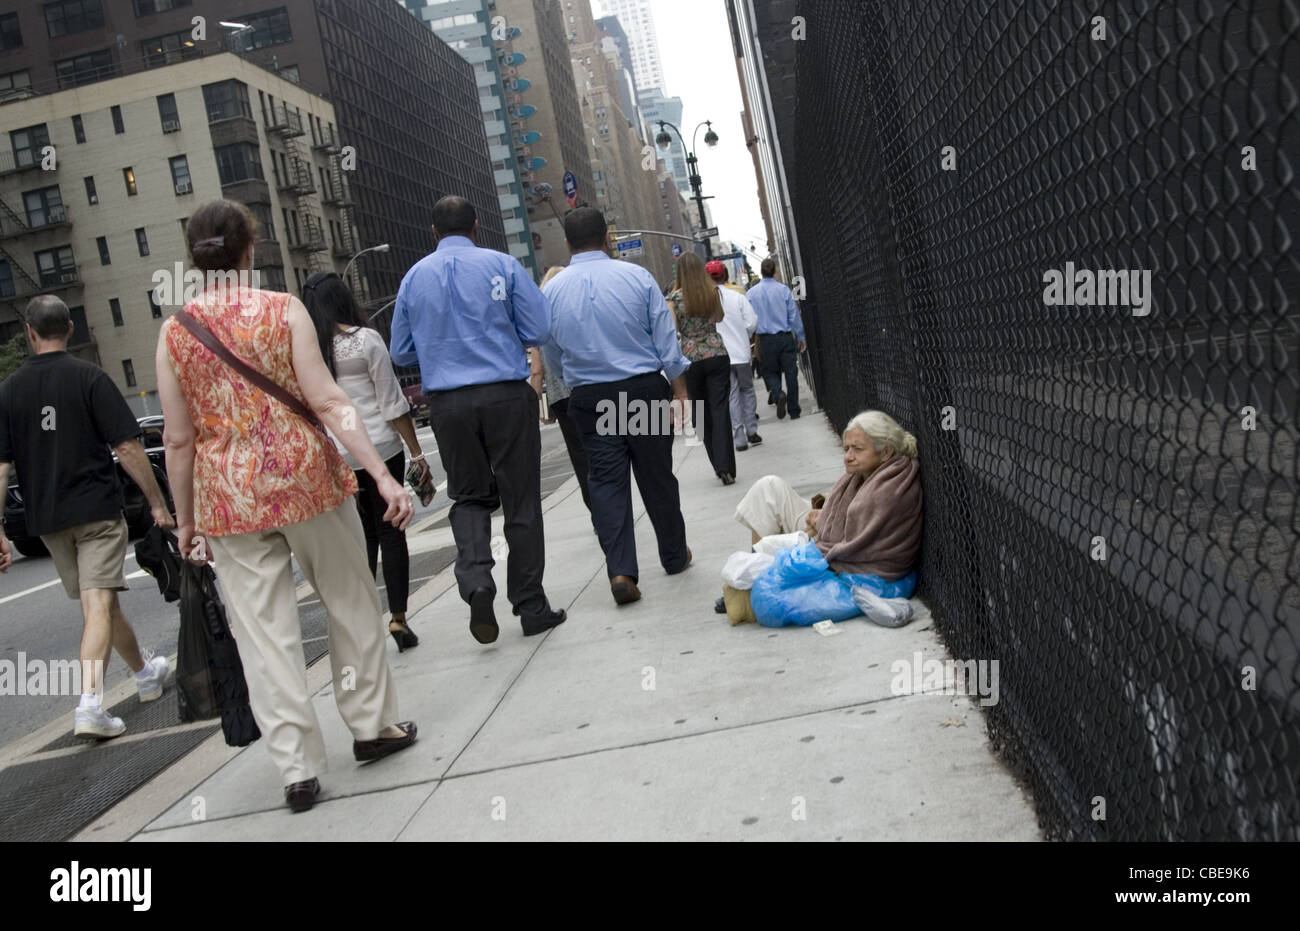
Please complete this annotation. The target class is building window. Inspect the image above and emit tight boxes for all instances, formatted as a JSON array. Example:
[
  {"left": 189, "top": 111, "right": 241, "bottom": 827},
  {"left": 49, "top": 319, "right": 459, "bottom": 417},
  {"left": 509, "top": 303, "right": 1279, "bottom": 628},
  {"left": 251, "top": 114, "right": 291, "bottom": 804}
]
[
  {"left": 135, "top": 227, "right": 150, "bottom": 257},
  {"left": 22, "top": 186, "right": 64, "bottom": 228},
  {"left": 45, "top": 0, "right": 105, "bottom": 38},
  {"left": 0, "top": 260, "right": 12, "bottom": 298},
  {"left": 10, "top": 124, "right": 51, "bottom": 170},
  {"left": 146, "top": 290, "right": 162, "bottom": 318},
  {"left": 122, "top": 359, "right": 137, "bottom": 388},
  {"left": 35, "top": 246, "right": 76, "bottom": 287},
  {"left": 97, "top": 236, "right": 111, "bottom": 265},
  {"left": 213, "top": 143, "right": 263, "bottom": 185},
  {"left": 236, "top": 7, "right": 293, "bottom": 51},
  {"left": 260, "top": 266, "right": 286, "bottom": 292},
  {"left": 202, "top": 80, "right": 252, "bottom": 122},
  {"left": 141, "top": 29, "right": 202, "bottom": 69},
  {"left": 157, "top": 93, "right": 179, "bottom": 130},
  {"left": 133, "top": 0, "right": 193, "bottom": 14},
  {"left": 83, "top": 177, "right": 98, "bottom": 206},
  {"left": 109, "top": 298, "right": 123, "bottom": 326},
  {"left": 278, "top": 65, "right": 300, "bottom": 84},
  {"left": 111, "top": 105, "right": 124, "bottom": 134},
  {"left": 69, "top": 113, "right": 86, "bottom": 143},
  {"left": 55, "top": 49, "right": 115, "bottom": 88},
  {"left": 0, "top": 13, "right": 21, "bottom": 51},
  {"left": 169, "top": 155, "right": 191, "bottom": 193},
  {"left": 0, "top": 69, "right": 32, "bottom": 99},
  {"left": 123, "top": 167, "right": 137, "bottom": 195},
  {"left": 248, "top": 202, "right": 275, "bottom": 242}
]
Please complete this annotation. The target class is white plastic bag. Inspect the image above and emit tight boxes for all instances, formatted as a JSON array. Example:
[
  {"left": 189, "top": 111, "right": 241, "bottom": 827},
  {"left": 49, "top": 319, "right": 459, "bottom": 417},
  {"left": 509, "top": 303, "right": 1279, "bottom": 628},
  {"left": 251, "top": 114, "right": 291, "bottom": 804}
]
[
  {"left": 851, "top": 586, "right": 915, "bottom": 628},
  {"left": 753, "top": 530, "right": 808, "bottom": 556},
  {"left": 720, "top": 551, "right": 776, "bottom": 590}
]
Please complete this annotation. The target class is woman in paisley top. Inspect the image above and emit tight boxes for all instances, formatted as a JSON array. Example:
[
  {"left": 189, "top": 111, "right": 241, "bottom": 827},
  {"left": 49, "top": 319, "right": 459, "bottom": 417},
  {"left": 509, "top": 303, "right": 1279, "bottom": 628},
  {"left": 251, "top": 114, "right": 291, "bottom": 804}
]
[
  {"left": 667, "top": 252, "right": 737, "bottom": 484},
  {"left": 301, "top": 272, "right": 430, "bottom": 652},
  {"left": 154, "top": 199, "right": 417, "bottom": 813}
]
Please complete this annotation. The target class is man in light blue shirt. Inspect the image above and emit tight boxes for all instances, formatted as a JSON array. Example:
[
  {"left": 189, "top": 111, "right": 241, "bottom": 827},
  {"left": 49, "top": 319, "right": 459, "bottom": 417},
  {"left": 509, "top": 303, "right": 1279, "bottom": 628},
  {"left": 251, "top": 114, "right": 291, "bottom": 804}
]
[
  {"left": 391, "top": 196, "right": 564, "bottom": 643},
  {"left": 541, "top": 208, "right": 693, "bottom": 606},
  {"left": 748, "top": 258, "right": 806, "bottom": 420}
]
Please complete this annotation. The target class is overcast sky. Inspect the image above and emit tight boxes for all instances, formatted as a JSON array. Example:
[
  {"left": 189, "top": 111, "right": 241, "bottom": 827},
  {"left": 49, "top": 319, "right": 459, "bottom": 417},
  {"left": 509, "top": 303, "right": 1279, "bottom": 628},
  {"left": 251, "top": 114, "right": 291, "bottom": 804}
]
[{"left": 592, "top": 0, "right": 771, "bottom": 262}]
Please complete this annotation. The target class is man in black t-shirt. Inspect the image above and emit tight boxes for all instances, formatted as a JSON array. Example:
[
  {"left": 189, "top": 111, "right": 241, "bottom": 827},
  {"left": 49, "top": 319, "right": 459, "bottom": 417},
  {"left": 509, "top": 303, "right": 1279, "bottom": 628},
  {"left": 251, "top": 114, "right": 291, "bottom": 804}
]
[{"left": 0, "top": 296, "right": 175, "bottom": 740}]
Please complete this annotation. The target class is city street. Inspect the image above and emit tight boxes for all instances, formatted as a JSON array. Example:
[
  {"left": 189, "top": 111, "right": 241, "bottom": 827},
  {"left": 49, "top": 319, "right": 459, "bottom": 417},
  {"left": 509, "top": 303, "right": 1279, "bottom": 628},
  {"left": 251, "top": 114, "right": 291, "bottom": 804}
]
[{"left": 0, "top": 422, "right": 572, "bottom": 750}]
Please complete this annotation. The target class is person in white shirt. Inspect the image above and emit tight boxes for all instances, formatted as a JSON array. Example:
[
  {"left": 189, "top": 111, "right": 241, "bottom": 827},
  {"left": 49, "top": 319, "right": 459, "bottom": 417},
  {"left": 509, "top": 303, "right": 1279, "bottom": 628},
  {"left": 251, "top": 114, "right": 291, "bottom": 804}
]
[
  {"left": 708, "top": 261, "right": 762, "bottom": 450},
  {"left": 302, "top": 272, "right": 431, "bottom": 652}
]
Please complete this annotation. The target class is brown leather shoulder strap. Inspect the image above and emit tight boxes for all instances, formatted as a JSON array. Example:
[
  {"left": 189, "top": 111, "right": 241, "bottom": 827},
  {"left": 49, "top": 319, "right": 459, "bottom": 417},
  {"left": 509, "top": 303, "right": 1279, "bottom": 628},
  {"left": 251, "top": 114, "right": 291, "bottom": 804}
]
[{"left": 174, "top": 310, "right": 325, "bottom": 434}]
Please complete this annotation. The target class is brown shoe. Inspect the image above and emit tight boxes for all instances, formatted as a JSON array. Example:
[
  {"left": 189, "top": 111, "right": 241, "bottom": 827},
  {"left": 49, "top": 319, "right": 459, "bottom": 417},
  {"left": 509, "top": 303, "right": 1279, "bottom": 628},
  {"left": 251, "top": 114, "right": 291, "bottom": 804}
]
[
  {"left": 353, "top": 721, "right": 417, "bottom": 763},
  {"left": 611, "top": 576, "right": 641, "bottom": 605},
  {"left": 285, "top": 777, "right": 320, "bottom": 813}
]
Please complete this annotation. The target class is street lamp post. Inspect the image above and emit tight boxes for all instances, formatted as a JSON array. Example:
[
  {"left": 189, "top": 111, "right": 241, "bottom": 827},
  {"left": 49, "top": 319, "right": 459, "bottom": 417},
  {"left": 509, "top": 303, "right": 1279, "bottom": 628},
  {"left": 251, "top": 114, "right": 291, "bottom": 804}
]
[
  {"left": 342, "top": 243, "right": 390, "bottom": 298},
  {"left": 655, "top": 119, "right": 719, "bottom": 259}
]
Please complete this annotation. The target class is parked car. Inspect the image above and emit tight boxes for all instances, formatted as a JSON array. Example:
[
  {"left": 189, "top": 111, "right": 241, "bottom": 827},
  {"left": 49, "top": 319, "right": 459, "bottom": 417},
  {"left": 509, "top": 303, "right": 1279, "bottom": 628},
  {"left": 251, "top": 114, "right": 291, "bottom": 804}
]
[{"left": 2, "top": 417, "right": 171, "bottom": 559}]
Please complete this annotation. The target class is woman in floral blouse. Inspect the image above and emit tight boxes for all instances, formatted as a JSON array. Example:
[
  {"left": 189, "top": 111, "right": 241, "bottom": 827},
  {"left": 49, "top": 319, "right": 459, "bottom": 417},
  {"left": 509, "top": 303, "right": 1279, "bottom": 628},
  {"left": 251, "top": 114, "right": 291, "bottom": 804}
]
[{"left": 667, "top": 253, "right": 736, "bottom": 484}]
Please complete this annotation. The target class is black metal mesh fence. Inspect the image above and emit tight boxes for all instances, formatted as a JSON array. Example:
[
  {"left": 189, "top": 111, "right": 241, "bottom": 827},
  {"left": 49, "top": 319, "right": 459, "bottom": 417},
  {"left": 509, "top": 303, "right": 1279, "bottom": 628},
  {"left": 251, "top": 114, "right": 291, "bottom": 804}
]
[{"left": 789, "top": 0, "right": 1299, "bottom": 840}]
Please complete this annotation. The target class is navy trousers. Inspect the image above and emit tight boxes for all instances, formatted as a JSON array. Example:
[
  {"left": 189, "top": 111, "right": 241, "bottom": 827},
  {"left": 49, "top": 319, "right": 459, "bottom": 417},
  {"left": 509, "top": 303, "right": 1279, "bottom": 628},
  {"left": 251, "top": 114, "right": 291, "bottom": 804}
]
[
  {"left": 567, "top": 372, "right": 689, "bottom": 581},
  {"left": 758, "top": 331, "right": 801, "bottom": 416}
]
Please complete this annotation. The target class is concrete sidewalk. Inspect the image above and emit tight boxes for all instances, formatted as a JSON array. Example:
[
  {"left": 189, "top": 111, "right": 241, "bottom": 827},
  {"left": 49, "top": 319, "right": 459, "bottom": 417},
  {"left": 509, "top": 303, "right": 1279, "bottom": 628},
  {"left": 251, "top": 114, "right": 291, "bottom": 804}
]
[{"left": 80, "top": 395, "right": 1041, "bottom": 841}]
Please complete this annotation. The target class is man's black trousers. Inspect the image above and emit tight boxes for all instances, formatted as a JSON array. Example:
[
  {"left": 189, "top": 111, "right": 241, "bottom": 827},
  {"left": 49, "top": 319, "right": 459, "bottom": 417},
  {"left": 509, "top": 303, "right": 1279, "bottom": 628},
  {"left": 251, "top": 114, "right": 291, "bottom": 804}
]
[{"left": 427, "top": 379, "right": 547, "bottom": 617}]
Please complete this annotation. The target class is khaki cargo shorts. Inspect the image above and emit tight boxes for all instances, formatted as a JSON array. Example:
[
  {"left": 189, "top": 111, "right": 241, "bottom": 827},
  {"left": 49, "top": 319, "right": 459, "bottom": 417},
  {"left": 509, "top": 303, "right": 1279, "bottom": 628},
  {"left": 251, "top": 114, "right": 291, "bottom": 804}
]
[{"left": 39, "top": 519, "right": 129, "bottom": 600}]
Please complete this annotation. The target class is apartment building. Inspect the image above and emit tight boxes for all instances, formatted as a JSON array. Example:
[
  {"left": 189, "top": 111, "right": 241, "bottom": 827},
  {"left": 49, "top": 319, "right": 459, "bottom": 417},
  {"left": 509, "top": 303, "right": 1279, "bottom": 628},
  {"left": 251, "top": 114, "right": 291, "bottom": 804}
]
[
  {"left": 0, "top": 54, "right": 351, "bottom": 411},
  {"left": 493, "top": 0, "right": 594, "bottom": 268},
  {"left": 571, "top": 39, "right": 672, "bottom": 284},
  {"left": 0, "top": 0, "right": 505, "bottom": 306},
  {"left": 403, "top": 0, "right": 539, "bottom": 279}
]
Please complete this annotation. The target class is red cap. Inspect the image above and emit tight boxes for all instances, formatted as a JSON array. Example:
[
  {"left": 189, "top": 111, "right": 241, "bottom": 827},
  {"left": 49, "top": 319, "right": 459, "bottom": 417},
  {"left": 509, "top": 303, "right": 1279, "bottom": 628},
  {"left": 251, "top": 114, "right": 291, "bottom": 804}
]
[{"left": 705, "top": 260, "right": 726, "bottom": 280}]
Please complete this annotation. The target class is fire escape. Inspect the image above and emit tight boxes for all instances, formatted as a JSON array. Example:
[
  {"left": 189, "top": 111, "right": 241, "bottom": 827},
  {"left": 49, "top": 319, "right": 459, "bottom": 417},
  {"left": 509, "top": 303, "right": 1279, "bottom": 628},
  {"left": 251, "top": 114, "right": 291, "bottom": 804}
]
[{"left": 268, "top": 103, "right": 328, "bottom": 277}]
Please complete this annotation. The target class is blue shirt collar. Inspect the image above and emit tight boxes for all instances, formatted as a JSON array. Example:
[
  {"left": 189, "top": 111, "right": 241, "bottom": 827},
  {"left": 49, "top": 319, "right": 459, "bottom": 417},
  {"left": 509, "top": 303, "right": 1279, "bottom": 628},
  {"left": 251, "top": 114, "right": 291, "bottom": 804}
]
[
  {"left": 436, "top": 235, "right": 476, "bottom": 251},
  {"left": 569, "top": 250, "right": 610, "bottom": 265}
]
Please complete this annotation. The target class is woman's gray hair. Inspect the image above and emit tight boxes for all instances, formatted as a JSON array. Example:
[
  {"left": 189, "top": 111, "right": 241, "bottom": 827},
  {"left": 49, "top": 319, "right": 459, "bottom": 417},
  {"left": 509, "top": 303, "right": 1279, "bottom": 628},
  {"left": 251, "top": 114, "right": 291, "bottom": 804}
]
[{"left": 844, "top": 410, "right": 918, "bottom": 459}]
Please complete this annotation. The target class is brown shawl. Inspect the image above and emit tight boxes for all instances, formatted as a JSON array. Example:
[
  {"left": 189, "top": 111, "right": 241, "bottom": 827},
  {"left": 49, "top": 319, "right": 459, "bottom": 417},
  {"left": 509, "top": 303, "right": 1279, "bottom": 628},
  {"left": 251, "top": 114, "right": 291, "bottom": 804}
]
[{"left": 814, "top": 455, "right": 922, "bottom": 579}]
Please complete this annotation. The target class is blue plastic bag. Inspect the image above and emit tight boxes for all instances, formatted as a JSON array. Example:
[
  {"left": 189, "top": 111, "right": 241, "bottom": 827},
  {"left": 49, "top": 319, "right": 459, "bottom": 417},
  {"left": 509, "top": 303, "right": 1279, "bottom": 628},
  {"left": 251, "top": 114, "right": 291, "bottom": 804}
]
[{"left": 749, "top": 541, "right": 917, "bottom": 627}]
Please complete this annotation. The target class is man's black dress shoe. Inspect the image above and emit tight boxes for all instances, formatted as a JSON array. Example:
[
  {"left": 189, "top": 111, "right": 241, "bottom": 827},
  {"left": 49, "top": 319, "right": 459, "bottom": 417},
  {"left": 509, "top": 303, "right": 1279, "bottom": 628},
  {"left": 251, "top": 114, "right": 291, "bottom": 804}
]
[
  {"left": 285, "top": 777, "right": 320, "bottom": 813},
  {"left": 522, "top": 607, "right": 567, "bottom": 636},
  {"left": 469, "top": 588, "right": 498, "bottom": 644},
  {"left": 354, "top": 721, "right": 417, "bottom": 763}
]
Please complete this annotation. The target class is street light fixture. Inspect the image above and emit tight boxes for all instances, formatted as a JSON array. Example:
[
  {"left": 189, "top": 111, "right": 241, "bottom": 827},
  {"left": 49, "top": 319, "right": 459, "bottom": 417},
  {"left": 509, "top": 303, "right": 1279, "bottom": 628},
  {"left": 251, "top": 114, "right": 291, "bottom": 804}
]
[
  {"left": 655, "top": 119, "right": 719, "bottom": 259},
  {"left": 342, "top": 243, "right": 390, "bottom": 297}
]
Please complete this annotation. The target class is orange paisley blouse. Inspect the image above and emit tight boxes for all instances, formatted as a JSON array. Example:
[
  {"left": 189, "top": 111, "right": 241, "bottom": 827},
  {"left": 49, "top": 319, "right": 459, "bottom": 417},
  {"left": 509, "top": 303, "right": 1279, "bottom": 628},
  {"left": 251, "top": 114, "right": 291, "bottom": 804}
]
[{"left": 164, "top": 286, "right": 357, "bottom": 537}]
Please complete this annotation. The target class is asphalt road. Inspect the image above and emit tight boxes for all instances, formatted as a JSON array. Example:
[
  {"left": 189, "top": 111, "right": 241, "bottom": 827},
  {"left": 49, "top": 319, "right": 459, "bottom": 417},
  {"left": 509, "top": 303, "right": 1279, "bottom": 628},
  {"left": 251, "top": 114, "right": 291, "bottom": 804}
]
[{"left": 0, "top": 422, "right": 573, "bottom": 749}]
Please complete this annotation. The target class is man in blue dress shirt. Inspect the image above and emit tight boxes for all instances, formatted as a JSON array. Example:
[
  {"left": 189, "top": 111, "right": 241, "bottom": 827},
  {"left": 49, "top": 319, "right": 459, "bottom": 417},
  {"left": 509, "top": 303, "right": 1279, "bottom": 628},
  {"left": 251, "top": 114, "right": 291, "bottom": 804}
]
[
  {"left": 748, "top": 258, "right": 806, "bottom": 420},
  {"left": 541, "top": 208, "right": 693, "bottom": 606},
  {"left": 391, "top": 196, "right": 565, "bottom": 643}
]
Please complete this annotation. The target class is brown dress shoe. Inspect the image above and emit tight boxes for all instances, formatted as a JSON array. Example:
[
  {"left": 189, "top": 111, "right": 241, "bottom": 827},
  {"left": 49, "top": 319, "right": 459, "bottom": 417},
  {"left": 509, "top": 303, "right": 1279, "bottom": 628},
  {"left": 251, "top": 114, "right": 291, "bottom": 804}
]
[
  {"left": 285, "top": 777, "right": 320, "bottom": 813},
  {"left": 666, "top": 547, "right": 692, "bottom": 575},
  {"left": 353, "top": 721, "right": 417, "bottom": 762},
  {"left": 611, "top": 576, "right": 641, "bottom": 605}
]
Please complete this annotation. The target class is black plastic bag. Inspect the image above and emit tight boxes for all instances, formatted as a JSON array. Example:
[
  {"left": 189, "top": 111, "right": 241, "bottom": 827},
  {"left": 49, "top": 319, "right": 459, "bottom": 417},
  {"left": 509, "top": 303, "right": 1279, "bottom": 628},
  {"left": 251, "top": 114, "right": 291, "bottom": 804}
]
[
  {"left": 177, "top": 559, "right": 261, "bottom": 747},
  {"left": 134, "top": 525, "right": 183, "bottom": 603}
]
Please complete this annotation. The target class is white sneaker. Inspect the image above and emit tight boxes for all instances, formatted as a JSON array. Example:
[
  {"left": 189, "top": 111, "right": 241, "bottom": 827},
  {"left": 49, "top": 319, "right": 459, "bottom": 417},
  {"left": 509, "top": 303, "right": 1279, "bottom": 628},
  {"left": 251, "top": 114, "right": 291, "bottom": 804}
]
[
  {"left": 136, "top": 654, "right": 169, "bottom": 703},
  {"left": 74, "top": 705, "right": 126, "bottom": 739}
]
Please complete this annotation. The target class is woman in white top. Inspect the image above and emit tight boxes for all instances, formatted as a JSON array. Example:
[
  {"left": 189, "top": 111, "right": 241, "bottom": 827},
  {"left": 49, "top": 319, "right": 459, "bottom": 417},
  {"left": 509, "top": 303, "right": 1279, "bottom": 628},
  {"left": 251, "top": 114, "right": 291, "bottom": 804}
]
[{"left": 302, "top": 272, "right": 431, "bottom": 651}]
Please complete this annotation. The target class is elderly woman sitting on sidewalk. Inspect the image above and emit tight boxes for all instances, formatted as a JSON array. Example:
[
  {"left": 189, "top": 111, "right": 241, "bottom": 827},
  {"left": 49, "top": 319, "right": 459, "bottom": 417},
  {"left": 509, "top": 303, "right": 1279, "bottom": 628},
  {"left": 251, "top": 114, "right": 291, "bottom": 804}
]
[{"left": 719, "top": 411, "right": 923, "bottom": 626}]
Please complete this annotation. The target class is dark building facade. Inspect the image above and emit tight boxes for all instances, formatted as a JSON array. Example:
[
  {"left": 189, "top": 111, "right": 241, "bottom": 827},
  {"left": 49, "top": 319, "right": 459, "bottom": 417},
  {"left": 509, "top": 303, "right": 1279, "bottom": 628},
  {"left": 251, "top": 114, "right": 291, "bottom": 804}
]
[{"left": 0, "top": 0, "right": 505, "bottom": 303}]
